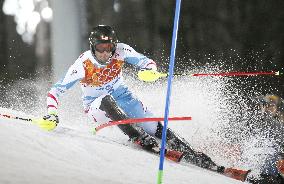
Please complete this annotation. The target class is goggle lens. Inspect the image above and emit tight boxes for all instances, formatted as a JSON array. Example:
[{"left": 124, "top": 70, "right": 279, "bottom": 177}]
[{"left": 95, "top": 43, "right": 115, "bottom": 53}]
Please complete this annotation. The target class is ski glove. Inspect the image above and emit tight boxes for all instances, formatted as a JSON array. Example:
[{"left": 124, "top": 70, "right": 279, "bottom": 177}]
[
  {"left": 137, "top": 69, "right": 166, "bottom": 82},
  {"left": 38, "top": 114, "right": 59, "bottom": 131}
]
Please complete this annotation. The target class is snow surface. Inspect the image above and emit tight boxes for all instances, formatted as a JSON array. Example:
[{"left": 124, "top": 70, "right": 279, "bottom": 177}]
[
  {"left": 0, "top": 108, "right": 244, "bottom": 184},
  {"left": 0, "top": 69, "right": 257, "bottom": 184}
]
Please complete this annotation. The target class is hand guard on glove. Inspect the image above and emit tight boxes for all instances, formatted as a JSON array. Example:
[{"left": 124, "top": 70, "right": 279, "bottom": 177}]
[
  {"left": 137, "top": 69, "right": 166, "bottom": 82},
  {"left": 137, "top": 62, "right": 161, "bottom": 82},
  {"left": 37, "top": 114, "right": 59, "bottom": 131}
]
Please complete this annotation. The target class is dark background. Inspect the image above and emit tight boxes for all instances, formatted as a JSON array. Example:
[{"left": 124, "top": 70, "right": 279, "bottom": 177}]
[{"left": 1, "top": 0, "right": 284, "bottom": 96}]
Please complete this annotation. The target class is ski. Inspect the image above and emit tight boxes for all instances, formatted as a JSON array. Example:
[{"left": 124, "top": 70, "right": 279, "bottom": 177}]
[{"left": 143, "top": 144, "right": 251, "bottom": 182}]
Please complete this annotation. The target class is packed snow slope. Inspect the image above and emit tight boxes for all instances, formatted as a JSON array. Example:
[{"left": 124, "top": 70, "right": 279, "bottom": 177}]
[
  {"left": 0, "top": 108, "right": 244, "bottom": 184},
  {"left": 0, "top": 67, "right": 273, "bottom": 184}
]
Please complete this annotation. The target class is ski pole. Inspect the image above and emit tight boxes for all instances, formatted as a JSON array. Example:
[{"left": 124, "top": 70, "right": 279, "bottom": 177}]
[
  {"left": 0, "top": 112, "right": 62, "bottom": 131},
  {"left": 138, "top": 70, "right": 282, "bottom": 82},
  {"left": 0, "top": 113, "right": 34, "bottom": 122},
  {"left": 191, "top": 71, "right": 281, "bottom": 77}
]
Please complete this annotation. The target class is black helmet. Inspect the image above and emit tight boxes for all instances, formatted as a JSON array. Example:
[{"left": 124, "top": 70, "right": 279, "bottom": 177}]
[{"left": 89, "top": 25, "right": 118, "bottom": 55}]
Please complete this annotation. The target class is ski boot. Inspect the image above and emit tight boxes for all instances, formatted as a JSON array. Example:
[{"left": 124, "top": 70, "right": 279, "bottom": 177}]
[{"left": 132, "top": 130, "right": 159, "bottom": 152}]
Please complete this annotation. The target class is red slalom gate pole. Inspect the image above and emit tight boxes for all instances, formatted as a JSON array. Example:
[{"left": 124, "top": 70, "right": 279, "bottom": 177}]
[{"left": 94, "top": 116, "right": 192, "bottom": 133}]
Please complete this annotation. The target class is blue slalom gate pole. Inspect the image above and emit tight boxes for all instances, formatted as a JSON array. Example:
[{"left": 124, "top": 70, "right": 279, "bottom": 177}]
[{"left": 157, "top": 0, "right": 182, "bottom": 183}]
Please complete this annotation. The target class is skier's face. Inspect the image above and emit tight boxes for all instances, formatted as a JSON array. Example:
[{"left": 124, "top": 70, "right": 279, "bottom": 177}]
[{"left": 94, "top": 43, "right": 115, "bottom": 65}]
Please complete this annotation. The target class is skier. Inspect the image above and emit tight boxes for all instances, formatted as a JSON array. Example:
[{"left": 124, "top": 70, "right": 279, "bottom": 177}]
[{"left": 40, "top": 25, "right": 249, "bottom": 181}]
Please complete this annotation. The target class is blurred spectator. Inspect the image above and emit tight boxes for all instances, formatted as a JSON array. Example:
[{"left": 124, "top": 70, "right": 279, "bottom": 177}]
[
  {"left": 247, "top": 94, "right": 284, "bottom": 184},
  {"left": 257, "top": 94, "right": 284, "bottom": 123}
]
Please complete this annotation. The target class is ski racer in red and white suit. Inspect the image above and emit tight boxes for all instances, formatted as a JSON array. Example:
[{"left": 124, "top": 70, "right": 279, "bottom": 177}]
[
  {"left": 46, "top": 42, "right": 158, "bottom": 135},
  {"left": 41, "top": 25, "right": 250, "bottom": 182}
]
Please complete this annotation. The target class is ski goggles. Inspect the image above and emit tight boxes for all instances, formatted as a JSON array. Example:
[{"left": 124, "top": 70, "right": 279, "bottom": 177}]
[{"left": 95, "top": 43, "right": 115, "bottom": 53}]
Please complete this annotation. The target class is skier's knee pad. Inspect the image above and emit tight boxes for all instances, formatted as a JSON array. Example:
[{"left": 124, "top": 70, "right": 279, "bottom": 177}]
[
  {"left": 100, "top": 95, "right": 128, "bottom": 120},
  {"left": 100, "top": 95, "right": 143, "bottom": 139}
]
